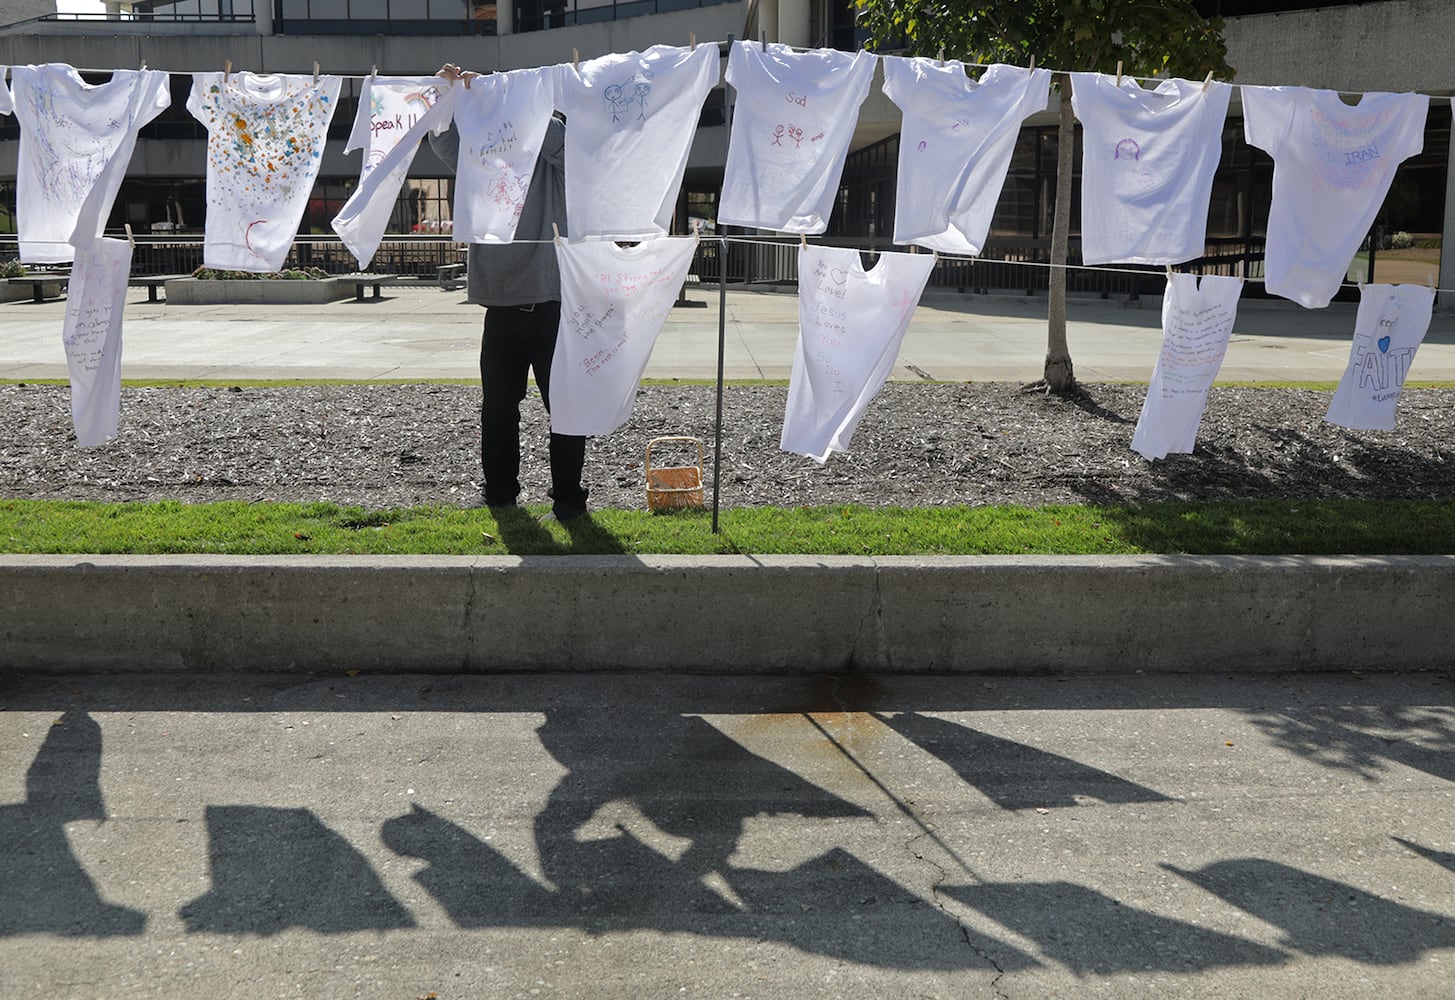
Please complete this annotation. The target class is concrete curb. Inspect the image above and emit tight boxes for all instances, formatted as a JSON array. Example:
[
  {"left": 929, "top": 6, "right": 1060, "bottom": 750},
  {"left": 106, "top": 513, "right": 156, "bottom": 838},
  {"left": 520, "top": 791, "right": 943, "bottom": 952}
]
[{"left": 4, "top": 554, "right": 1452, "bottom": 673}]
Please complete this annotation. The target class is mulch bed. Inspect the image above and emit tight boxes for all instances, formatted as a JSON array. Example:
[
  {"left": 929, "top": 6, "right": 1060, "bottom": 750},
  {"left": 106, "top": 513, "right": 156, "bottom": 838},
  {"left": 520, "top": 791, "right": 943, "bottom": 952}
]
[{"left": 2, "top": 382, "right": 1452, "bottom": 510}]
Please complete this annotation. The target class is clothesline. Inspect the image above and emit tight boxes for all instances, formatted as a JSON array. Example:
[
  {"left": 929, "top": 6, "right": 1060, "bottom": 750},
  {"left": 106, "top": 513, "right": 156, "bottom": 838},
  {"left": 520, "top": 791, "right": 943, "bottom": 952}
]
[
  {"left": 18, "top": 47, "right": 1455, "bottom": 103},
  {"left": 3, "top": 232, "right": 1442, "bottom": 296}
]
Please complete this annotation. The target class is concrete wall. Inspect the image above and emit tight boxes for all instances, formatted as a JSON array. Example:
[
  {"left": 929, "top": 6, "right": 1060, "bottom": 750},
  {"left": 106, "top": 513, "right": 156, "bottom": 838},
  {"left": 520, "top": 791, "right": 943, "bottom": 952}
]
[
  {"left": 1221, "top": 0, "right": 1455, "bottom": 94},
  {"left": 2, "top": 555, "right": 1451, "bottom": 674}
]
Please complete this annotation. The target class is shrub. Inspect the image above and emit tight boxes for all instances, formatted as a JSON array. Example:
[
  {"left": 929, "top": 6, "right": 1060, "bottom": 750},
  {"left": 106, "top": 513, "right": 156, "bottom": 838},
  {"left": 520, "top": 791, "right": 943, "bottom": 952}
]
[
  {"left": 1390, "top": 231, "right": 1416, "bottom": 250},
  {"left": 0, "top": 259, "right": 26, "bottom": 278},
  {"left": 191, "top": 266, "right": 331, "bottom": 281}
]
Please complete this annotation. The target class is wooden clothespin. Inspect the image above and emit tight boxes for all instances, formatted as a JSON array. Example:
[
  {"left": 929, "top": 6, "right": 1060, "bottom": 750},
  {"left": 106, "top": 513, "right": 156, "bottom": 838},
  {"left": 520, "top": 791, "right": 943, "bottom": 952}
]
[
  {"left": 1028, "top": 54, "right": 1035, "bottom": 71},
  {"left": 140, "top": 59, "right": 147, "bottom": 72},
  {"left": 1115, "top": 61, "right": 1123, "bottom": 86},
  {"left": 799, "top": 234, "right": 807, "bottom": 249},
  {"left": 1165, "top": 264, "right": 1175, "bottom": 282},
  {"left": 1202, "top": 70, "right": 1214, "bottom": 92},
  {"left": 313, "top": 61, "right": 320, "bottom": 83},
  {"left": 370, "top": 65, "right": 378, "bottom": 79},
  {"left": 936, "top": 47, "right": 945, "bottom": 66},
  {"left": 223, "top": 59, "right": 231, "bottom": 83},
  {"left": 124, "top": 223, "right": 135, "bottom": 248},
  {"left": 690, "top": 32, "right": 696, "bottom": 51},
  {"left": 572, "top": 48, "right": 580, "bottom": 70},
  {"left": 552, "top": 222, "right": 561, "bottom": 245}
]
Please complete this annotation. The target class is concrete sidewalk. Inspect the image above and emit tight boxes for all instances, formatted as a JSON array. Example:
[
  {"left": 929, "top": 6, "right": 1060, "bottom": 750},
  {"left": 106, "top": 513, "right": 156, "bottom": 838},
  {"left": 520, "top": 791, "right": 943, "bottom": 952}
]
[
  {"left": 3, "top": 669, "right": 1454, "bottom": 999},
  {"left": 3, "top": 282, "right": 1454, "bottom": 383}
]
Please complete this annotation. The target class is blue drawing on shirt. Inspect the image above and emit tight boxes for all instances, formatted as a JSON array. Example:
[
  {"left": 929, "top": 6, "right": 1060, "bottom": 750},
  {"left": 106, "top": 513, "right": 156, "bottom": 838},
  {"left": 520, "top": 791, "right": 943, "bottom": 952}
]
[
  {"left": 604, "top": 83, "right": 630, "bottom": 123},
  {"left": 1114, "top": 138, "right": 1141, "bottom": 161}
]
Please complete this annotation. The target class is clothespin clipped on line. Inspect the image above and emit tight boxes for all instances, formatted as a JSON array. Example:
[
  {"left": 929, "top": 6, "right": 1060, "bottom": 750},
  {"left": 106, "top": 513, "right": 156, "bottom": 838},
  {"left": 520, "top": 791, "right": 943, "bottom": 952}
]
[
  {"left": 371, "top": 65, "right": 378, "bottom": 79},
  {"left": 124, "top": 224, "right": 135, "bottom": 248},
  {"left": 800, "top": 234, "right": 807, "bottom": 249},
  {"left": 690, "top": 32, "right": 696, "bottom": 51},
  {"left": 937, "top": 48, "right": 945, "bottom": 66},
  {"left": 573, "top": 48, "right": 580, "bottom": 70},
  {"left": 552, "top": 222, "right": 561, "bottom": 246},
  {"left": 1202, "top": 71, "right": 1214, "bottom": 92},
  {"left": 1029, "top": 54, "right": 1035, "bottom": 71},
  {"left": 140, "top": 59, "right": 147, "bottom": 72},
  {"left": 313, "top": 61, "right": 320, "bottom": 83},
  {"left": 224, "top": 59, "right": 231, "bottom": 83},
  {"left": 760, "top": 31, "right": 766, "bottom": 51},
  {"left": 1115, "top": 61, "right": 1123, "bottom": 86}
]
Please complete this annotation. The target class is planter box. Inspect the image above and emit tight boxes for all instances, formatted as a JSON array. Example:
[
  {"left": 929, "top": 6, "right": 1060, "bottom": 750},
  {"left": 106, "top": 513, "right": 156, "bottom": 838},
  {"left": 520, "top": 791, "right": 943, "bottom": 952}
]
[
  {"left": 165, "top": 277, "right": 353, "bottom": 305},
  {"left": 1, "top": 279, "right": 67, "bottom": 303}
]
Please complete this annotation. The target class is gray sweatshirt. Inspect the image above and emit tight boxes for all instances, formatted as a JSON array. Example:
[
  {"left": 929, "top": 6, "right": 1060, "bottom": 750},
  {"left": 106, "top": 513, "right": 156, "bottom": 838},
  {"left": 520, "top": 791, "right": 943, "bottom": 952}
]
[{"left": 429, "top": 116, "right": 567, "bottom": 307}]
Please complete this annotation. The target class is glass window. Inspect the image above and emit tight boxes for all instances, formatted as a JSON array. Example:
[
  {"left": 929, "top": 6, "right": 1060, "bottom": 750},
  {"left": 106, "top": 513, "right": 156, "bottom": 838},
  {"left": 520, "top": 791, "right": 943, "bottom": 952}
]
[
  {"left": 351, "top": 0, "right": 389, "bottom": 16},
  {"left": 310, "top": 0, "right": 348, "bottom": 16}
]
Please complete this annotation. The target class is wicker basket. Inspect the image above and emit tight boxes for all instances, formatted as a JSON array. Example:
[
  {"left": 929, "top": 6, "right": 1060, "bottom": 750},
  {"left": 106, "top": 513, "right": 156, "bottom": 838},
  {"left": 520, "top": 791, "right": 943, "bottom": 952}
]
[{"left": 645, "top": 436, "right": 705, "bottom": 511}]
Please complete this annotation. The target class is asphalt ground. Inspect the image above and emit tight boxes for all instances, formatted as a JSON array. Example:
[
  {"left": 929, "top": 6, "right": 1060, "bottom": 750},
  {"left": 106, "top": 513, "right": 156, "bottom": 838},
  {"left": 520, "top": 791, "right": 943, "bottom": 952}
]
[
  {"left": 2, "top": 669, "right": 1453, "bottom": 999},
  {"left": 3, "top": 282, "right": 1455, "bottom": 383}
]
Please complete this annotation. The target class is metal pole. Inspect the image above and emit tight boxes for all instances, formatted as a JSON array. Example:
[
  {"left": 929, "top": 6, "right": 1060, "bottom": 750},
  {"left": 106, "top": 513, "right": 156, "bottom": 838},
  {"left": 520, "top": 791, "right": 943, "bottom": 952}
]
[{"left": 712, "top": 235, "right": 726, "bottom": 534}]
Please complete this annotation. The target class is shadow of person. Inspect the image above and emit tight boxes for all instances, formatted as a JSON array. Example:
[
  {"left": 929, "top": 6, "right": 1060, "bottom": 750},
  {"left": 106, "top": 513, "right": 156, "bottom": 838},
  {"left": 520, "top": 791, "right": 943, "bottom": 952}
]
[
  {"left": 488, "top": 504, "right": 565, "bottom": 554},
  {"left": 179, "top": 805, "right": 414, "bottom": 935},
  {"left": 876, "top": 711, "right": 1173, "bottom": 811},
  {"left": 1164, "top": 858, "right": 1455, "bottom": 964},
  {"left": 0, "top": 710, "right": 146, "bottom": 937}
]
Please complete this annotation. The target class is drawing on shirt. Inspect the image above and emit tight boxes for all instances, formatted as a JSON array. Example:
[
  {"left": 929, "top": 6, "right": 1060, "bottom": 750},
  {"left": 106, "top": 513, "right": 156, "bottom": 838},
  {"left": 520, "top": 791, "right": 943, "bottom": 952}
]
[
  {"left": 487, "top": 164, "right": 531, "bottom": 223},
  {"left": 1114, "top": 138, "right": 1141, "bottom": 160},
  {"left": 632, "top": 80, "right": 651, "bottom": 120},
  {"left": 20, "top": 83, "right": 125, "bottom": 210},
  {"left": 364, "top": 83, "right": 441, "bottom": 173},
  {"left": 473, "top": 121, "right": 519, "bottom": 159},
  {"left": 1354, "top": 307, "right": 1417, "bottom": 393},
  {"left": 1309, "top": 105, "right": 1395, "bottom": 193},
  {"left": 604, "top": 83, "right": 628, "bottom": 122},
  {"left": 604, "top": 76, "right": 653, "bottom": 123}
]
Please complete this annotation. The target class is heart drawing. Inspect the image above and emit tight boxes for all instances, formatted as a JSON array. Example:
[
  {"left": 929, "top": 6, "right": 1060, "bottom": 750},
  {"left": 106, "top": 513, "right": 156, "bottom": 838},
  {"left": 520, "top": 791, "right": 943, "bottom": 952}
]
[
  {"left": 1378, "top": 335, "right": 1392, "bottom": 353},
  {"left": 829, "top": 267, "right": 848, "bottom": 285}
]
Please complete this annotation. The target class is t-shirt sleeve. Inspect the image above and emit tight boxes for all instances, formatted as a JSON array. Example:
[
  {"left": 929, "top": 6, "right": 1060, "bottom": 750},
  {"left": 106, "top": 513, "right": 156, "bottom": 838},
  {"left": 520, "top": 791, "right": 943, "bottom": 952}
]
[
  {"left": 1240, "top": 85, "right": 1295, "bottom": 157},
  {"left": 724, "top": 39, "right": 745, "bottom": 90},
  {"left": 185, "top": 72, "right": 214, "bottom": 126},
  {"left": 1396, "top": 93, "right": 1430, "bottom": 161},
  {"left": 0, "top": 69, "right": 11, "bottom": 116},
  {"left": 1021, "top": 67, "right": 1053, "bottom": 120},
  {"left": 879, "top": 55, "right": 907, "bottom": 109},
  {"left": 1068, "top": 72, "right": 1098, "bottom": 123},
  {"left": 343, "top": 77, "right": 373, "bottom": 154}
]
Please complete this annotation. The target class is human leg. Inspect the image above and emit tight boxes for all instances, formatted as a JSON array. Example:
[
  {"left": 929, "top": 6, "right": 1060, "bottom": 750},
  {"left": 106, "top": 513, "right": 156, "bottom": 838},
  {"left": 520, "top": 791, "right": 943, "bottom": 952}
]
[
  {"left": 527, "top": 301, "right": 589, "bottom": 518},
  {"left": 479, "top": 306, "right": 535, "bottom": 507}
]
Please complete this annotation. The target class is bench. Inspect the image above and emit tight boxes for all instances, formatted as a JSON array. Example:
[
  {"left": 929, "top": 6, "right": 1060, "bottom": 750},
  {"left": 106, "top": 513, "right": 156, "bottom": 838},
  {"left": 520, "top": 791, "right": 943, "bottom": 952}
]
[
  {"left": 131, "top": 275, "right": 190, "bottom": 303},
  {"left": 7, "top": 273, "right": 70, "bottom": 303},
  {"left": 341, "top": 273, "right": 413, "bottom": 301},
  {"left": 437, "top": 263, "right": 467, "bottom": 290}
]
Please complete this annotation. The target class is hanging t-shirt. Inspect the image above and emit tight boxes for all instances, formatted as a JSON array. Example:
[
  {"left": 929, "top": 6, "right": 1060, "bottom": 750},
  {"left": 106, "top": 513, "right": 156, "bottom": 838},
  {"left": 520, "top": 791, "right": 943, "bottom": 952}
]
[
  {"left": 332, "top": 76, "right": 457, "bottom": 269},
  {"left": 188, "top": 71, "right": 342, "bottom": 272},
  {"left": 1071, "top": 73, "right": 1232, "bottom": 266},
  {"left": 62, "top": 237, "right": 133, "bottom": 448},
  {"left": 782, "top": 245, "right": 935, "bottom": 463},
  {"left": 1325, "top": 283, "right": 1435, "bottom": 431},
  {"left": 1130, "top": 273, "right": 1243, "bottom": 461},
  {"left": 719, "top": 42, "right": 876, "bottom": 233},
  {"left": 9, "top": 64, "right": 171, "bottom": 264},
  {"left": 0, "top": 67, "right": 12, "bottom": 115},
  {"left": 448, "top": 66, "right": 557, "bottom": 245},
  {"left": 882, "top": 59, "right": 1050, "bottom": 256},
  {"left": 554, "top": 44, "right": 719, "bottom": 239},
  {"left": 1243, "top": 86, "right": 1428, "bottom": 309},
  {"left": 549, "top": 236, "right": 699, "bottom": 436}
]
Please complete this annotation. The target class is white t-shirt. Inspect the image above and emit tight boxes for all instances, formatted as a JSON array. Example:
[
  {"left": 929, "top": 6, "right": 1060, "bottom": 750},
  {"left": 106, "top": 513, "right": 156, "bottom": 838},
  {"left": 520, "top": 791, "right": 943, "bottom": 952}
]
[
  {"left": 188, "top": 72, "right": 342, "bottom": 272},
  {"left": 882, "top": 59, "right": 1050, "bottom": 256},
  {"left": 449, "top": 66, "right": 557, "bottom": 245},
  {"left": 9, "top": 65, "right": 171, "bottom": 263},
  {"left": 1243, "top": 86, "right": 1429, "bottom": 309},
  {"left": 332, "top": 77, "right": 457, "bottom": 269},
  {"left": 1130, "top": 273, "right": 1243, "bottom": 461},
  {"left": 1325, "top": 283, "right": 1435, "bottom": 431},
  {"left": 549, "top": 236, "right": 700, "bottom": 436},
  {"left": 720, "top": 42, "right": 876, "bottom": 233},
  {"left": 1071, "top": 73, "right": 1232, "bottom": 266},
  {"left": 555, "top": 45, "right": 719, "bottom": 239},
  {"left": 62, "top": 237, "right": 133, "bottom": 448},
  {"left": 0, "top": 68, "right": 12, "bottom": 115},
  {"left": 782, "top": 245, "right": 935, "bottom": 463}
]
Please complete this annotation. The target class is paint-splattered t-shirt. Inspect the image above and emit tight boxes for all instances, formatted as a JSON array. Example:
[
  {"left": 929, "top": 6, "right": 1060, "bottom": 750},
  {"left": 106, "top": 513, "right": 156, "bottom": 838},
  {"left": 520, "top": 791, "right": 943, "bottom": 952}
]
[{"left": 188, "top": 71, "right": 341, "bottom": 272}]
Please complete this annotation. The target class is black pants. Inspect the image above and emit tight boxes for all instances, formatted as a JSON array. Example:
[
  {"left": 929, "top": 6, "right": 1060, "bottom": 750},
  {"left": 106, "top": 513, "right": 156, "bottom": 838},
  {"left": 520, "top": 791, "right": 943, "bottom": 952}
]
[{"left": 480, "top": 301, "right": 588, "bottom": 516}]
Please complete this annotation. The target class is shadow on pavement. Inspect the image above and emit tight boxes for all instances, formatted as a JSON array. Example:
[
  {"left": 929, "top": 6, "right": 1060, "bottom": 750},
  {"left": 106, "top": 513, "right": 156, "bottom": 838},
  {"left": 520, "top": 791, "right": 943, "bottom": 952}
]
[
  {"left": 875, "top": 711, "right": 1174, "bottom": 810},
  {"left": 0, "top": 711, "right": 146, "bottom": 937},
  {"left": 1165, "top": 859, "right": 1455, "bottom": 964}
]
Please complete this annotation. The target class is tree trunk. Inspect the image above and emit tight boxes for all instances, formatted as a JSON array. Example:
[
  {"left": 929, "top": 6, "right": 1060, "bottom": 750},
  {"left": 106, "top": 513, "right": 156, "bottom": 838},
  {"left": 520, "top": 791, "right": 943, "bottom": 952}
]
[{"left": 1044, "top": 73, "right": 1077, "bottom": 394}]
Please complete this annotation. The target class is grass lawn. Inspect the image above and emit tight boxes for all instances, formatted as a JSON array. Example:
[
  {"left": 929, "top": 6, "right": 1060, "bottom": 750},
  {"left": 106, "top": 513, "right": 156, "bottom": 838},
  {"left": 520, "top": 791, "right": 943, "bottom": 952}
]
[{"left": 2, "top": 498, "right": 1453, "bottom": 556}]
